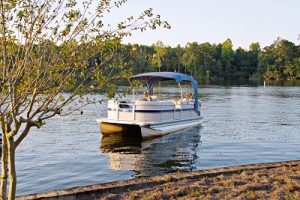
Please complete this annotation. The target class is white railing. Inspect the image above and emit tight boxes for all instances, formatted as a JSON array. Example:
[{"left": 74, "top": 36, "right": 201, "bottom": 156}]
[{"left": 113, "top": 101, "right": 194, "bottom": 122}]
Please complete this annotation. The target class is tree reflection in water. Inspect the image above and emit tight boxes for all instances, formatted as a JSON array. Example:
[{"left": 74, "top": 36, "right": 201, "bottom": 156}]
[{"left": 99, "top": 126, "right": 202, "bottom": 177}]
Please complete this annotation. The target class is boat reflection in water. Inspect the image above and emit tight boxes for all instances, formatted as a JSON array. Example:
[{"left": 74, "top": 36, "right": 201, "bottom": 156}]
[{"left": 99, "top": 126, "right": 201, "bottom": 177}]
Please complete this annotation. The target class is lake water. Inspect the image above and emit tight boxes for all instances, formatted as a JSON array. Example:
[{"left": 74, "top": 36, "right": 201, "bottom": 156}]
[{"left": 15, "top": 85, "right": 300, "bottom": 195}]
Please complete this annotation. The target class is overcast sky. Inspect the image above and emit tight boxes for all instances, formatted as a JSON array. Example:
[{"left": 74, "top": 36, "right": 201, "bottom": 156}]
[{"left": 107, "top": 0, "right": 300, "bottom": 49}]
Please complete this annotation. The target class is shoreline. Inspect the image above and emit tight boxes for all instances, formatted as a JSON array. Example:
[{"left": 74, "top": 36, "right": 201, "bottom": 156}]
[{"left": 17, "top": 160, "right": 300, "bottom": 200}]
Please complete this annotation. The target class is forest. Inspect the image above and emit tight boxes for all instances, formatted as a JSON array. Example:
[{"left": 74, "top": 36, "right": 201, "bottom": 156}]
[{"left": 113, "top": 37, "right": 300, "bottom": 81}]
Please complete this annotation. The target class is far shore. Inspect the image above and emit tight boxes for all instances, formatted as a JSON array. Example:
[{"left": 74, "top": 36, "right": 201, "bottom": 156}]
[{"left": 17, "top": 160, "right": 300, "bottom": 200}]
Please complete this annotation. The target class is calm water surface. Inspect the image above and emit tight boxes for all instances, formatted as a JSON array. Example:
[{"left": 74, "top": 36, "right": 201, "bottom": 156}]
[{"left": 16, "top": 85, "right": 300, "bottom": 195}]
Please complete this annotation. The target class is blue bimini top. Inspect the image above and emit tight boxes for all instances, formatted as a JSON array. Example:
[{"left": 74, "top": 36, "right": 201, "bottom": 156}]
[{"left": 129, "top": 72, "right": 200, "bottom": 115}]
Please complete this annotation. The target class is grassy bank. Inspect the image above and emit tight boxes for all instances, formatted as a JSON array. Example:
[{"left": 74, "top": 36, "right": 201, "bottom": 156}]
[{"left": 18, "top": 160, "right": 300, "bottom": 200}]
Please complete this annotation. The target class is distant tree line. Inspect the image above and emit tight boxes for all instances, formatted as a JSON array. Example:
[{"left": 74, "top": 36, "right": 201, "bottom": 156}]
[{"left": 115, "top": 38, "right": 300, "bottom": 81}]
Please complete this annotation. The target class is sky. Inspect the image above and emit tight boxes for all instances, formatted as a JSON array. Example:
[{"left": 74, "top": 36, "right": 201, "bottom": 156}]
[{"left": 106, "top": 0, "right": 300, "bottom": 49}]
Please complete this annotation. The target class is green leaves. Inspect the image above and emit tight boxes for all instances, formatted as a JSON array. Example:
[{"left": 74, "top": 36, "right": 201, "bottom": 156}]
[
  {"left": 151, "top": 41, "right": 167, "bottom": 71},
  {"left": 17, "top": 10, "right": 24, "bottom": 19},
  {"left": 65, "top": 9, "right": 81, "bottom": 22},
  {"left": 258, "top": 38, "right": 300, "bottom": 80}
]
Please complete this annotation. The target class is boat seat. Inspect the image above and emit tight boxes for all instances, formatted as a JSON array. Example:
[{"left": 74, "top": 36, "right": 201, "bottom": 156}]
[
  {"left": 182, "top": 98, "right": 195, "bottom": 104},
  {"left": 172, "top": 100, "right": 182, "bottom": 105},
  {"left": 150, "top": 95, "right": 158, "bottom": 101}
]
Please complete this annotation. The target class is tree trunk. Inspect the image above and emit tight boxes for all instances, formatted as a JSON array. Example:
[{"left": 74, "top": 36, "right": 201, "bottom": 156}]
[
  {"left": 7, "top": 136, "right": 16, "bottom": 200},
  {"left": 0, "top": 132, "right": 8, "bottom": 200}
]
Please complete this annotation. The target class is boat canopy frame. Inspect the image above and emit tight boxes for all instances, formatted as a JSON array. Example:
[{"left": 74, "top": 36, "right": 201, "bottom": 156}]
[{"left": 129, "top": 72, "right": 200, "bottom": 115}]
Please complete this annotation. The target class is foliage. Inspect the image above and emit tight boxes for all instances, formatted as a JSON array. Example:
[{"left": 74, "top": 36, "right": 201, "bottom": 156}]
[
  {"left": 119, "top": 38, "right": 300, "bottom": 81},
  {"left": 258, "top": 38, "right": 300, "bottom": 80},
  {"left": 151, "top": 41, "right": 167, "bottom": 72}
]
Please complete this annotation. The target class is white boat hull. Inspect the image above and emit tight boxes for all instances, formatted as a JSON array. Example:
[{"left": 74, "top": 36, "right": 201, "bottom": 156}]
[
  {"left": 97, "top": 116, "right": 202, "bottom": 139},
  {"left": 141, "top": 118, "right": 201, "bottom": 138}
]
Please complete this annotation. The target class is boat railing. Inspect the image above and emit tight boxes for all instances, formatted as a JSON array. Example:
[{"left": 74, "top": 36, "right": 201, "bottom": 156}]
[{"left": 113, "top": 100, "right": 195, "bottom": 122}]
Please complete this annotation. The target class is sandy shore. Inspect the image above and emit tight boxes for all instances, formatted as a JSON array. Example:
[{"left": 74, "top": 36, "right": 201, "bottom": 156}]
[{"left": 18, "top": 160, "right": 300, "bottom": 200}]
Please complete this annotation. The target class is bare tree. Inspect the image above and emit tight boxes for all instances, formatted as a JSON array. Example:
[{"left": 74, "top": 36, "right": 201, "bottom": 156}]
[{"left": 0, "top": 0, "right": 170, "bottom": 199}]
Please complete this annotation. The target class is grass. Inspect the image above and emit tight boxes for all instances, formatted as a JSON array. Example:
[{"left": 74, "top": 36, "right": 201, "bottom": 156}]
[
  {"left": 98, "top": 161, "right": 300, "bottom": 200},
  {"left": 243, "top": 191, "right": 257, "bottom": 200},
  {"left": 285, "top": 192, "right": 300, "bottom": 200}
]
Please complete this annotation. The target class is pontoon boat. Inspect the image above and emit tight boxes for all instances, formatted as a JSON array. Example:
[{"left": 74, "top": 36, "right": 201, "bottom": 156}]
[{"left": 97, "top": 72, "right": 202, "bottom": 138}]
